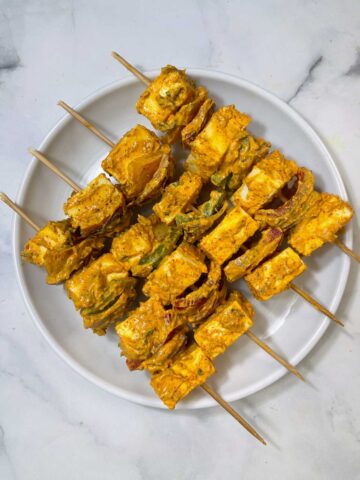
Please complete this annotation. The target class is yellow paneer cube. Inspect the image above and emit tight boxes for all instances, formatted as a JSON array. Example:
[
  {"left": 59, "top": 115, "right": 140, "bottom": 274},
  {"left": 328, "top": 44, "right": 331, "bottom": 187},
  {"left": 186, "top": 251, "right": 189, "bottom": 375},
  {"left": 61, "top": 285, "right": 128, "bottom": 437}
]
[
  {"left": 21, "top": 220, "right": 73, "bottom": 267},
  {"left": 64, "top": 174, "right": 125, "bottom": 235},
  {"left": 224, "top": 227, "right": 283, "bottom": 282},
  {"left": 150, "top": 344, "right": 215, "bottom": 409},
  {"left": 116, "top": 298, "right": 184, "bottom": 363},
  {"left": 194, "top": 292, "right": 254, "bottom": 359},
  {"left": 143, "top": 243, "right": 207, "bottom": 305},
  {"left": 232, "top": 150, "right": 298, "bottom": 214},
  {"left": 185, "top": 105, "right": 251, "bottom": 181},
  {"left": 245, "top": 248, "right": 306, "bottom": 301},
  {"left": 288, "top": 192, "right": 353, "bottom": 256},
  {"left": 136, "top": 65, "right": 208, "bottom": 133},
  {"left": 199, "top": 206, "right": 259, "bottom": 265},
  {"left": 153, "top": 171, "right": 202, "bottom": 225},
  {"left": 102, "top": 125, "right": 171, "bottom": 200}
]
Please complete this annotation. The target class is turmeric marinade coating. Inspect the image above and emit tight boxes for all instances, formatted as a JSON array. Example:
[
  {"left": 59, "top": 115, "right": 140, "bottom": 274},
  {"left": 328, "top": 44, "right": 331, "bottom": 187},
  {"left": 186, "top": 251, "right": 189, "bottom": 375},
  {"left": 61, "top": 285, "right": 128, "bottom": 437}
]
[
  {"left": 232, "top": 150, "right": 298, "bottom": 215},
  {"left": 185, "top": 105, "right": 251, "bottom": 181},
  {"left": 102, "top": 125, "right": 173, "bottom": 201},
  {"left": 194, "top": 291, "right": 254, "bottom": 359},
  {"left": 200, "top": 205, "right": 259, "bottom": 265},
  {"left": 65, "top": 253, "right": 136, "bottom": 335},
  {"left": 150, "top": 344, "right": 215, "bottom": 409},
  {"left": 224, "top": 227, "right": 283, "bottom": 282},
  {"left": 63, "top": 174, "right": 125, "bottom": 235},
  {"left": 288, "top": 192, "right": 353, "bottom": 256},
  {"left": 245, "top": 247, "right": 307, "bottom": 301},
  {"left": 115, "top": 297, "right": 185, "bottom": 366},
  {"left": 153, "top": 171, "right": 202, "bottom": 225},
  {"left": 143, "top": 243, "right": 207, "bottom": 305},
  {"left": 136, "top": 65, "right": 209, "bottom": 139}
]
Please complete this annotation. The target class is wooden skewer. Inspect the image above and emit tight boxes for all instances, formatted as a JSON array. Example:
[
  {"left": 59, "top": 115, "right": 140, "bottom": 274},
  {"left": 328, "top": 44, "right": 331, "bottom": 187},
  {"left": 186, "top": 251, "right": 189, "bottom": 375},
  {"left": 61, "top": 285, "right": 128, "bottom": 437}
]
[
  {"left": 0, "top": 193, "right": 40, "bottom": 231},
  {"left": 28, "top": 148, "right": 81, "bottom": 193},
  {"left": 111, "top": 51, "right": 151, "bottom": 86},
  {"left": 245, "top": 330, "right": 304, "bottom": 381},
  {"left": 334, "top": 238, "right": 360, "bottom": 264},
  {"left": 0, "top": 193, "right": 266, "bottom": 440},
  {"left": 290, "top": 283, "right": 344, "bottom": 327},
  {"left": 200, "top": 383, "right": 266, "bottom": 445},
  {"left": 58, "top": 101, "right": 115, "bottom": 148}
]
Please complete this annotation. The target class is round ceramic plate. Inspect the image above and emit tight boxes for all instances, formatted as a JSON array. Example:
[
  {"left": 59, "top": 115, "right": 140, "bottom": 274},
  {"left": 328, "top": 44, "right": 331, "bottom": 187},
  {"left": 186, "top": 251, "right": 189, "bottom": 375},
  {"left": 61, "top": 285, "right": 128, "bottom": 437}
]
[{"left": 13, "top": 69, "right": 352, "bottom": 409}]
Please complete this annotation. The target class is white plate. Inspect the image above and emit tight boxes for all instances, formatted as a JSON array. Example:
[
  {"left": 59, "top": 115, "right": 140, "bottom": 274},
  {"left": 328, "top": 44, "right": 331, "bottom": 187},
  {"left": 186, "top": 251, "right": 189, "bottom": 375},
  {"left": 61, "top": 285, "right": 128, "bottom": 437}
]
[{"left": 13, "top": 69, "right": 352, "bottom": 409}]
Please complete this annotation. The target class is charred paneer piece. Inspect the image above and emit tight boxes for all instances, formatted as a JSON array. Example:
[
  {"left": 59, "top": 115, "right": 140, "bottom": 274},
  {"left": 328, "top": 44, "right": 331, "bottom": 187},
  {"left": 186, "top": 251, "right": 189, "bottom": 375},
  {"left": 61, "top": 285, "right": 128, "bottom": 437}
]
[
  {"left": 153, "top": 171, "right": 202, "bottom": 225},
  {"left": 232, "top": 151, "right": 298, "bottom": 214},
  {"left": 185, "top": 106, "right": 251, "bottom": 181},
  {"left": 200, "top": 205, "right": 259, "bottom": 265},
  {"left": 136, "top": 65, "right": 209, "bottom": 135},
  {"left": 115, "top": 298, "right": 185, "bottom": 365},
  {"left": 64, "top": 174, "right": 125, "bottom": 235},
  {"left": 143, "top": 243, "right": 207, "bottom": 305},
  {"left": 175, "top": 190, "right": 228, "bottom": 243},
  {"left": 211, "top": 134, "right": 271, "bottom": 191},
  {"left": 255, "top": 167, "right": 315, "bottom": 230},
  {"left": 65, "top": 253, "right": 136, "bottom": 335},
  {"left": 245, "top": 248, "right": 306, "bottom": 301},
  {"left": 194, "top": 291, "right": 254, "bottom": 359},
  {"left": 288, "top": 192, "right": 353, "bottom": 256},
  {"left": 150, "top": 344, "right": 215, "bottom": 409},
  {"left": 21, "top": 220, "right": 73, "bottom": 267},
  {"left": 181, "top": 98, "right": 215, "bottom": 146},
  {"left": 102, "top": 125, "right": 172, "bottom": 200},
  {"left": 224, "top": 227, "right": 283, "bottom": 282}
]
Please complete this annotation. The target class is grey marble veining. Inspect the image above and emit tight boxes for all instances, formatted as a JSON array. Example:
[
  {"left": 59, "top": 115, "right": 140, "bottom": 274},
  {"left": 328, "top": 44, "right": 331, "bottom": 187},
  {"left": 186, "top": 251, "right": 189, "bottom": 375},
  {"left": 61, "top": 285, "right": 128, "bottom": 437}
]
[{"left": 0, "top": 1, "right": 359, "bottom": 479}]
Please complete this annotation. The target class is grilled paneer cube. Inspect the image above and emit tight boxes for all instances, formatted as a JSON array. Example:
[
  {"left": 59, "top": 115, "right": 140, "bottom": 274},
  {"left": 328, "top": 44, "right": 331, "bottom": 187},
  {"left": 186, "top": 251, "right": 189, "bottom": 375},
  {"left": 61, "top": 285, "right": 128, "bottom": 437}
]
[
  {"left": 63, "top": 174, "right": 125, "bottom": 235},
  {"left": 150, "top": 344, "right": 215, "bottom": 409},
  {"left": 136, "top": 65, "right": 209, "bottom": 134},
  {"left": 211, "top": 134, "right": 271, "bottom": 191},
  {"left": 102, "top": 125, "right": 172, "bottom": 200},
  {"left": 143, "top": 243, "right": 207, "bottom": 305},
  {"left": 116, "top": 298, "right": 184, "bottom": 363},
  {"left": 232, "top": 151, "right": 298, "bottom": 214},
  {"left": 65, "top": 253, "right": 136, "bottom": 335},
  {"left": 255, "top": 167, "right": 315, "bottom": 230},
  {"left": 200, "top": 206, "right": 259, "bottom": 265},
  {"left": 181, "top": 98, "right": 215, "bottom": 146},
  {"left": 224, "top": 227, "right": 283, "bottom": 282},
  {"left": 245, "top": 248, "right": 306, "bottom": 301},
  {"left": 288, "top": 192, "right": 353, "bottom": 256},
  {"left": 21, "top": 220, "right": 73, "bottom": 267},
  {"left": 153, "top": 171, "right": 202, "bottom": 225},
  {"left": 185, "top": 106, "right": 251, "bottom": 181},
  {"left": 194, "top": 291, "right": 254, "bottom": 359}
]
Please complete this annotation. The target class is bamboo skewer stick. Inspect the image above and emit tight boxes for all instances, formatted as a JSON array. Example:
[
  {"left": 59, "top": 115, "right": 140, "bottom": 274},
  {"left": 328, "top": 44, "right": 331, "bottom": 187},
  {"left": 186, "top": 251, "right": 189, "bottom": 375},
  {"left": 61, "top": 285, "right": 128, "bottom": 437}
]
[
  {"left": 111, "top": 51, "right": 151, "bottom": 86},
  {"left": 0, "top": 193, "right": 40, "bottom": 231},
  {"left": 245, "top": 330, "right": 304, "bottom": 381},
  {"left": 290, "top": 283, "right": 344, "bottom": 327},
  {"left": 334, "top": 238, "right": 360, "bottom": 264},
  {"left": 58, "top": 101, "right": 115, "bottom": 148},
  {"left": 201, "top": 383, "right": 266, "bottom": 445},
  {"left": 28, "top": 148, "right": 81, "bottom": 193},
  {"left": 0, "top": 195, "right": 266, "bottom": 441}
]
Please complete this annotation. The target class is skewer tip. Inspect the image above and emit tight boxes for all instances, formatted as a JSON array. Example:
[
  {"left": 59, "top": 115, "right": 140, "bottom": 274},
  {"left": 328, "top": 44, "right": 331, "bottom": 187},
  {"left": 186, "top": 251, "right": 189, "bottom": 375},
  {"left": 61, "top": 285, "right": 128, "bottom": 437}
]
[
  {"left": 28, "top": 147, "right": 37, "bottom": 155},
  {"left": 0, "top": 192, "right": 9, "bottom": 203}
]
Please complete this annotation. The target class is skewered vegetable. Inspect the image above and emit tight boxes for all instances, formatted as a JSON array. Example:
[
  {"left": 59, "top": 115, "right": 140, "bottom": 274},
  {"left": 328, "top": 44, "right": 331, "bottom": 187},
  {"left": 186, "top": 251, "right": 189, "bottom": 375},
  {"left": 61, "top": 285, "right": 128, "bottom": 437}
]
[
  {"left": 245, "top": 248, "right": 306, "bottom": 301},
  {"left": 224, "top": 227, "right": 283, "bottom": 282},
  {"left": 185, "top": 105, "right": 251, "bottom": 181},
  {"left": 153, "top": 171, "right": 202, "bottom": 224},
  {"left": 102, "top": 124, "right": 173, "bottom": 200},
  {"left": 199, "top": 205, "right": 259, "bottom": 265},
  {"left": 175, "top": 190, "right": 228, "bottom": 243},
  {"left": 288, "top": 192, "right": 353, "bottom": 256},
  {"left": 63, "top": 174, "right": 125, "bottom": 235},
  {"left": 232, "top": 151, "right": 298, "bottom": 214},
  {"left": 143, "top": 243, "right": 207, "bottom": 304},
  {"left": 181, "top": 98, "right": 215, "bottom": 146}
]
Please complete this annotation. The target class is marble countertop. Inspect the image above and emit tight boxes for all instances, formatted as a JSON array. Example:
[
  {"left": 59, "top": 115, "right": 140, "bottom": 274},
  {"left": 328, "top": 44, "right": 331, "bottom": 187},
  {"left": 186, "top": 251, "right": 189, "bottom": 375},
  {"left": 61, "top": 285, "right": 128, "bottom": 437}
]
[{"left": 1, "top": 1, "right": 359, "bottom": 478}]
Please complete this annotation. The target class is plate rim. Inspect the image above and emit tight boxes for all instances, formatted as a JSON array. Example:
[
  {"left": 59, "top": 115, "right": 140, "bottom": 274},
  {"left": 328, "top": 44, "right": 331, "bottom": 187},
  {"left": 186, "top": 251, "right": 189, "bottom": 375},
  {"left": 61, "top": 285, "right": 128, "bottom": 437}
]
[{"left": 12, "top": 68, "right": 352, "bottom": 409}]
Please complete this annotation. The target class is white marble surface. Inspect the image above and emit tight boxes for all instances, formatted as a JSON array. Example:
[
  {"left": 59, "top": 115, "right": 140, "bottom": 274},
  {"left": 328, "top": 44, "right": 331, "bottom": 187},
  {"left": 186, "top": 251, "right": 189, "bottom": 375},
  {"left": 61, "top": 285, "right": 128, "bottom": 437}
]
[{"left": 0, "top": 0, "right": 360, "bottom": 478}]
